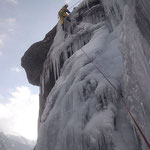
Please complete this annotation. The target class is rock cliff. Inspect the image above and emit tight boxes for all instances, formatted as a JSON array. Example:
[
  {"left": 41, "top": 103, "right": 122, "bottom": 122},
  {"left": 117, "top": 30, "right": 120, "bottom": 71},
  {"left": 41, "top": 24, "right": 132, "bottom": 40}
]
[{"left": 21, "top": 25, "right": 57, "bottom": 86}]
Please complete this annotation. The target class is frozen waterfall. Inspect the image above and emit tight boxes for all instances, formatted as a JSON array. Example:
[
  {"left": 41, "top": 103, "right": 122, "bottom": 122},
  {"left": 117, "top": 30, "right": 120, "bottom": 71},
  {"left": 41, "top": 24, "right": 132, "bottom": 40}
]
[{"left": 33, "top": 0, "right": 150, "bottom": 150}]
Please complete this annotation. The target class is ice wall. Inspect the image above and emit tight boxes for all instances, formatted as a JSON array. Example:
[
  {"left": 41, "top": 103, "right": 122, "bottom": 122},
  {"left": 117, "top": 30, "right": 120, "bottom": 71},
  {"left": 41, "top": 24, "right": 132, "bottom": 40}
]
[
  {"left": 39, "top": 0, "right": 105, "bottom": 121},
  {"left": 37, "top": 24, "right": 138, "bottom": 150},
  {"left": 34, "top": 0, "right": 150, "bottom": 150},
  {"left": 120, "top": 1, "right": 150, "bottom": 150},
  {"left": 100, "top": 0, "right": 150, "bottom": 149}
]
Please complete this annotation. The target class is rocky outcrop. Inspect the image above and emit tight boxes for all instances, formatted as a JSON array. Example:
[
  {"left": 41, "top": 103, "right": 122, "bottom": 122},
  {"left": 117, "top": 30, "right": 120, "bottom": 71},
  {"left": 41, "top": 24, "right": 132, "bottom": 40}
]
[{"left": 21, "top": 25, "right": 57, "bottom": 86}]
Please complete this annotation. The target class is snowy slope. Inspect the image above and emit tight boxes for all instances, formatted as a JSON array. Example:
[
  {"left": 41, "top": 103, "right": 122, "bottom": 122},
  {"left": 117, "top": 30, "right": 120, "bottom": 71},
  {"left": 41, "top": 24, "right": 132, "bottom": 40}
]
[
  {"left": 22, "top": 0, "right": 150, "bottom": 150},
  {"left": 0, "top": 132, "right": 34, "bottom": 150}
]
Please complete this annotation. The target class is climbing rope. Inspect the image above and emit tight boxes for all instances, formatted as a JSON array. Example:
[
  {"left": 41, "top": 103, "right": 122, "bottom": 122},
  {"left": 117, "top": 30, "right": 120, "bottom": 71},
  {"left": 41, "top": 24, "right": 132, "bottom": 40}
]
[
  {"left": 80, "top": 48, "right": 150, "bottom": 149},
  {"left": 119, "top": 94, "right": 150, "bottom": 149}
]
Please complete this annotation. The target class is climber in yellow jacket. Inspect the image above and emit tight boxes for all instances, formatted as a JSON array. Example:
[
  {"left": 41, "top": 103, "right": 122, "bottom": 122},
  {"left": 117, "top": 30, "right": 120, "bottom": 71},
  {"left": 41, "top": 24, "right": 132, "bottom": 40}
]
[{"left": 58, "top": 4, "right": 71, "bottom": 30}]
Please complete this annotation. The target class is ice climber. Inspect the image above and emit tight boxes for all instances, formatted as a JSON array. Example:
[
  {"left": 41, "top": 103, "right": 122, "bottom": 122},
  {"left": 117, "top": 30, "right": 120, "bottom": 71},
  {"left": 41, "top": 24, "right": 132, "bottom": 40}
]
[{"left": 58, "top": 4, "right": 71, "bottom": 30}]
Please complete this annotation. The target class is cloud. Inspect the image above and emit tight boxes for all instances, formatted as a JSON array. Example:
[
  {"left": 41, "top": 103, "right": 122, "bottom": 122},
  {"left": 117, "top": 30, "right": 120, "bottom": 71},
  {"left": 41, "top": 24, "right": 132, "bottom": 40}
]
[
  {"left": 0, "top": 18, "right": 16, "bottom": 39},
  {"left": 8, "top": 28, "right": 15, "bottom": 32},
  {"left": 0, "top": 37, "right": 3, "bottom": 44},
  {"left": 5, "top": 0, "right": 18, "bottom": 5},
  {"left": 0, "top": 86, "right": 39, "bottom": 140},
  {"left": 11, "top": 67, "right": 21, "bottom": 73},
  {"left": 9, "top": 0, "right": 18, "bottom": 4},
  {"left": 0, "top": 34, "right": 7, "bottom": 45},
  {"left": 0, "top": 18, "right": 16, "bottom": 27},
  {"left": 0, "top": 18, "right": 16, "bottom": 54},
  {"left": 0, "top": 39, "right": 3, "bottom": 46},
  {"left": 0, "top": 34, "right": 7, "bottom": 56},
  {"left": 6, "top": 18, "right": 16, "bottom": 24}
]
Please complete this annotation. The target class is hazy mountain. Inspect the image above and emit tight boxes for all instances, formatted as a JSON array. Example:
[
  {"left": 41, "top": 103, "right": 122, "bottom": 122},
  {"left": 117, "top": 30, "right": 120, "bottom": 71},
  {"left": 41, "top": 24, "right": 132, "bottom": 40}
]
[{"left": 0, "top": 132, "right": 34, "bottom": 150}]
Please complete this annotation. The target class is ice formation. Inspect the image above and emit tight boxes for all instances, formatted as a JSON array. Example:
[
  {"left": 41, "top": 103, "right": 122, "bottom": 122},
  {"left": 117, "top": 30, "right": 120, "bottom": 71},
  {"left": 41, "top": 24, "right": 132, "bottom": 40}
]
[{"left": 25, "top": 0, "right": 150, "bottom": 150}]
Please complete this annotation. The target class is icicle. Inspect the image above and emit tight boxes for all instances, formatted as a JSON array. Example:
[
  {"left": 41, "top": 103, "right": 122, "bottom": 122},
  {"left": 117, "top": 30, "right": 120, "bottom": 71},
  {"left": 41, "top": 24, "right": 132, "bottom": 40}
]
[
  {"left": 85, "top": 0, "right": 90, "bottom": 9},
  {"left": 132, "top": 125, "right": 140, "bottom": 146},
  {"left": 102, "top": 0, "right": 126, "bottom": 28},
  {"left": 41, "top": 76, "right": 45, "bottom": 96}
]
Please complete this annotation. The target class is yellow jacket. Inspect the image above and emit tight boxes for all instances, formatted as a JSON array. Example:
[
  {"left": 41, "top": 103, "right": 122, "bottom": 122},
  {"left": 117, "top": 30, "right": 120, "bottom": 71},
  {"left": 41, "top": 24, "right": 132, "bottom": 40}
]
[{"left": 58, "top": 6, "right": 70, "bottom": 17}]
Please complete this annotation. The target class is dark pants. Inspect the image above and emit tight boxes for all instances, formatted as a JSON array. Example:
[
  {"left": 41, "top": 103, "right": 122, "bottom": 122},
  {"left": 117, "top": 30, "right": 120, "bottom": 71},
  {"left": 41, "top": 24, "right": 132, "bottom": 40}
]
[{"left": 62, "top": 16, "right": 71, "bottom": 30}]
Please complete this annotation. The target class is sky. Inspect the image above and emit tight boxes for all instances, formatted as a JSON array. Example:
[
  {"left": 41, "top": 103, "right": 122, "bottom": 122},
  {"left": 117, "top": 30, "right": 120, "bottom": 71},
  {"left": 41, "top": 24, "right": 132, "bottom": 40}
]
[{"left": 0, "top": 0, "right": 82, "bottom": 141}]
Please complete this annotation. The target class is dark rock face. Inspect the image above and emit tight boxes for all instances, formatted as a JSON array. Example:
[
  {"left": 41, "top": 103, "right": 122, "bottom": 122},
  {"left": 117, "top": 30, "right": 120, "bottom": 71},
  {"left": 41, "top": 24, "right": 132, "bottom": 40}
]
[{"left": 21, "top": 25, "right": 57, "bottom": 86}]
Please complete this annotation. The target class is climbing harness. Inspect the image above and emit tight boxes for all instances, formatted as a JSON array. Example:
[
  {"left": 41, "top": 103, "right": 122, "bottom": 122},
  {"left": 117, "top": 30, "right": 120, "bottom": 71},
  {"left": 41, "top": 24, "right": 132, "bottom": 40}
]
[{"left": 80, "top": 48, "right": 150, "bottom": 149}]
